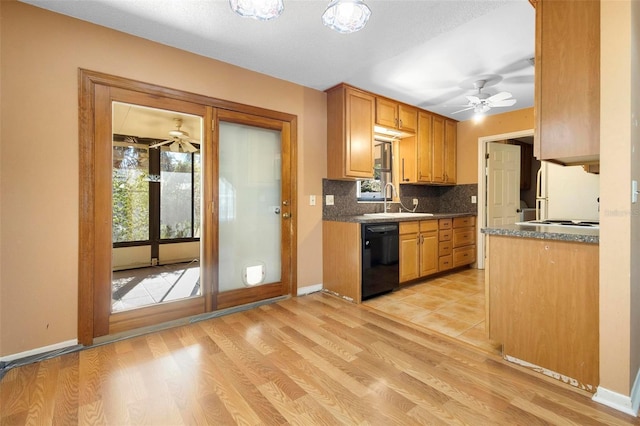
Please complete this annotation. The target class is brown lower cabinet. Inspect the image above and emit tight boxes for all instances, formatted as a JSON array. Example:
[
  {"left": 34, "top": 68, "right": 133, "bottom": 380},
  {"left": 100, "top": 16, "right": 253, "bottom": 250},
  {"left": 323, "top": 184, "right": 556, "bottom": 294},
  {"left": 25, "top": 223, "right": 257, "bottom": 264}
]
[
  {"left": 486, "top": 234, "right": 598, "bottom": 391},
  {"left": 401, "top": 215, "right": 476, "bottom": 284},
  {"left": 438, "top": 218, "right": 453, "bottom": 271},
  {"left": 452, "top": 216, "right": 476, "bottom": 267},
  {"left": 323, "top": 215, "right": 477, "bottom": 303},
  {"left": 399, "top": 220, "right": 438, "bottom": 283}
]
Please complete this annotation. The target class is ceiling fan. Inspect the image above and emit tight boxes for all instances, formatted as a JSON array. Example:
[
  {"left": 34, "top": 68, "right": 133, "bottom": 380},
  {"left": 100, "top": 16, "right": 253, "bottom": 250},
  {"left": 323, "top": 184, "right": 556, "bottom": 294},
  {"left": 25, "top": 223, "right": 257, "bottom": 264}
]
[
  {"left": 149, "top": 118, "right": 200, "bottom": 153},
  {"left": 452, "top": 80, "right": 516, "bottom": 115}
]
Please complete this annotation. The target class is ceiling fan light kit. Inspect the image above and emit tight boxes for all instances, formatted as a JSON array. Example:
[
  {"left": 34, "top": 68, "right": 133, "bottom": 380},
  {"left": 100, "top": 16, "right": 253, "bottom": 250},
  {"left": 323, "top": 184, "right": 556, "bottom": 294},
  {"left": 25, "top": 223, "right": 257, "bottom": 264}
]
[
  {"left": 229, "top": 0, "right": 284, "bottom": 21},
  {"left": 322, "top": 0, "right": 372, "bottom": 34}
]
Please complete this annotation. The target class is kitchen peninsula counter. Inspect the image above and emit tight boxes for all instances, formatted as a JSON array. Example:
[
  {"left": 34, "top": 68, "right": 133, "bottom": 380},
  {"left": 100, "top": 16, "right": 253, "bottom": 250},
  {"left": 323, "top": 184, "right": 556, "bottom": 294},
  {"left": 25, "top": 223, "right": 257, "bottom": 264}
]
[
  {"left": 484, "top": 224, "right": 599, "bottom": 391},
  {"left": 481, "top": 223, "right": 598, "bottom": 244}
]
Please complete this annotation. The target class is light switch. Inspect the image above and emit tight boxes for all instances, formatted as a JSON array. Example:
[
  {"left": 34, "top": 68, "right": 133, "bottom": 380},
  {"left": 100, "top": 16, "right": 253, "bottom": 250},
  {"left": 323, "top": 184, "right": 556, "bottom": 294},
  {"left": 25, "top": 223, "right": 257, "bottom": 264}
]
[
  {"left": 309, "top": 195, "right": 316, "bottom": 206},
  {"left": 471, "top": 196, "right": 477, "bottom": 204},
  {"left": 326, "top": 195, "right": 334, "bottom": 206}
]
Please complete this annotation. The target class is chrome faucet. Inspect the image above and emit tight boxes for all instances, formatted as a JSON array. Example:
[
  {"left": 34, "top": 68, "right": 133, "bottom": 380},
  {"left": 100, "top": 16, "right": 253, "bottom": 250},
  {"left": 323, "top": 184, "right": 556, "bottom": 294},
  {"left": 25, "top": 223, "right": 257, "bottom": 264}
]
[{"left": 383, "top": 182, "right": 396, "bottom": 212}]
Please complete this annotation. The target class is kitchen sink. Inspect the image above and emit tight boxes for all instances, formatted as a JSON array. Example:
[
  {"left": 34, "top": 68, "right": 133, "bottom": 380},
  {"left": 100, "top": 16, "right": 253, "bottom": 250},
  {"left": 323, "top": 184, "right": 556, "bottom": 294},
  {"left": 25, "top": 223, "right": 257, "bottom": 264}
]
[{"left": 363, "top": 212, "right": 434, "bottom": 218}]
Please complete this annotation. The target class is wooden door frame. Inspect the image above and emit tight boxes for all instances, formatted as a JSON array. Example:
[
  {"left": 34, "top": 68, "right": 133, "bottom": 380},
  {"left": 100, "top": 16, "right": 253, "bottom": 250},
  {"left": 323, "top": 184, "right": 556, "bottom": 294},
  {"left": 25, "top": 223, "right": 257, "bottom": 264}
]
[
  {"left": 78, "top": 69, "right": 298, "bottom": 345},
  {"left": 476, "top": 129, "right": 533, "bottom": 269}
]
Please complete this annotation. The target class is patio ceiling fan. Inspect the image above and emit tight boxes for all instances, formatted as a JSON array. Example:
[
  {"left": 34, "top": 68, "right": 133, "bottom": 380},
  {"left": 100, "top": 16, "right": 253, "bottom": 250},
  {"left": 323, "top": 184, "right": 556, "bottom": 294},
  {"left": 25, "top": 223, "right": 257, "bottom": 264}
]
[
  {"left": 149, "top": 118, "right": 200, "bottom": 153},
  {"left": 451, "top": 79, "right": 516, "bottom": 114}
]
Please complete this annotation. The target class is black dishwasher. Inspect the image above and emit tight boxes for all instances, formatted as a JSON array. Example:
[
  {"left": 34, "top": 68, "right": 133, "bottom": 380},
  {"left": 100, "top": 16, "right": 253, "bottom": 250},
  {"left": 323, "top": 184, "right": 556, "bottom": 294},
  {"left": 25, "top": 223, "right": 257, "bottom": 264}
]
[{"left": 362, "top": 223, "right": 399, "bottom": 300}]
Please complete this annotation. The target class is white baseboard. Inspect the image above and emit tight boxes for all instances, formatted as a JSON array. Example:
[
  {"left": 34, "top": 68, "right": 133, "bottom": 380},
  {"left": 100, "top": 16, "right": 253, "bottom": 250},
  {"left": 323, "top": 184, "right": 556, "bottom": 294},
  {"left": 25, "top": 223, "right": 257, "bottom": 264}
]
[
  {"left": 297, "top": 283, "right": 323, "bottom": 296},
  {"left": 0, "top": 339, "right": 79, "bottom": 363},
  {"left": 593, "top": 367, "right": 640, "bottom": 417}
]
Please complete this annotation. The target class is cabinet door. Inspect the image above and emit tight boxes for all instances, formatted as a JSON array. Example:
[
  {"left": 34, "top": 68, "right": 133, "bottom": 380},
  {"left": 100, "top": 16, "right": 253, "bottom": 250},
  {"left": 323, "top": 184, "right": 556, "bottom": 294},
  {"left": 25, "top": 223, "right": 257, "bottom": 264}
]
[
  {"left": 416, "top": 111, "right": 434, "bottom": 182},
  {"left": 398, "top": 136, "right": 416, "bottom": 183},
  {"left": 398, "top": 104, "right": 418, "bottom": 132},
  {"left": 444, "top": 119, "right": 457, "bottom": 184},
  {"left": 534, "top": 0, "right": 600, "bottom": 163},
  {"left": 420, "top": 230, "right": 439, "bottom": 276},
  {"left": 399, "top": 232, "right": 420, "bottom": 282},
  {"left": 431, "top": 115, "right": 445, "bottom": 182},
  {"left": 345, "top": 88, "right": 375, "bottom": 178},
  {"left": 375, "top": 97, "right": 398, "bottom": 129}
]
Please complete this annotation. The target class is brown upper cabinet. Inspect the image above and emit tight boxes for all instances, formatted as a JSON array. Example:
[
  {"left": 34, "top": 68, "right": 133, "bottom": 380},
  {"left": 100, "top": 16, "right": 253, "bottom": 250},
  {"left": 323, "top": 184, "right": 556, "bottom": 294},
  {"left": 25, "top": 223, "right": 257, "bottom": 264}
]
[
  {"left": 414, "top": 111, "right": 457, "bottom": 185},
  {"left": 327, "top": 83, "right": 456, "bottom": 185},
  {"left": 326, "top": 84, "right": 376, "bottom": 179},
  {"left": 443, "top": 119, "right": 457, "bottom": 184},
  {"left": 376, "top": 97, "right": 418, "bottom": 133},
  {"left": 534, "top": 0, "right": 600, "bottom": 164}
]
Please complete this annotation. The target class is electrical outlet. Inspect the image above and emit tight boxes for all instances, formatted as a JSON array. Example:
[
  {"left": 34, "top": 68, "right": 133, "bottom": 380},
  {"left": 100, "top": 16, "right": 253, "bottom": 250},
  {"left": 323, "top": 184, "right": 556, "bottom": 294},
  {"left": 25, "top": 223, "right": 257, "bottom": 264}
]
[
  {"left": 471, "top": 195, "right": 477, "bottom": 204},
  {"left": 309, "top": 195, "right": 316, "bottom": 206},
  {"left": 325, "top": 195, "right": 334, "bottom": 206},
  {"left": 412, "top": 198, "right": 419, "bottom": 206}
]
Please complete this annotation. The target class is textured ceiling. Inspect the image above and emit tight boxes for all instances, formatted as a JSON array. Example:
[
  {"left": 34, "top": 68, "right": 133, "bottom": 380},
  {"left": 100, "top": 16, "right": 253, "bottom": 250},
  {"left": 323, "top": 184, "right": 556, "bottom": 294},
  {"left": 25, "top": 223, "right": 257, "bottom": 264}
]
[{"left": 21, "top": 0, "right": 535, "bottom": 122}]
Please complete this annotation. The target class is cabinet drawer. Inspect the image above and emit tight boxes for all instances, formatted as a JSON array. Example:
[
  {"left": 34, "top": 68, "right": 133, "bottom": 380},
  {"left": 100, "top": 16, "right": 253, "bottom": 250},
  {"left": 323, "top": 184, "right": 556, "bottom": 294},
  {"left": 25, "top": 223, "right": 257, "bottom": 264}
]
[
  {"left": 420, "top": 220, "right": 438, "bottom": 232},
  {"left": 439, "top": 240, "right": 452, "bottom": 256},
  {"left": 453, "top": 246, "right": 476, "bottom": 267},
  {"left": 453, "top": 228, "right": 475, "bottom": 248},
  {"left": 400, "top": 221, "right": 419, "bottom": 235},
  {"left": 438, "top": 218, "right": 452, "bottom": 230},
  {"left": 439, "top": 229, "right": 452, "bottom": 241},
  {"left": 439, "top": 255, "right": 453, "bottom": 271},
  {"left": 453, "top": 216, "right": 475, "bottom": 228}
]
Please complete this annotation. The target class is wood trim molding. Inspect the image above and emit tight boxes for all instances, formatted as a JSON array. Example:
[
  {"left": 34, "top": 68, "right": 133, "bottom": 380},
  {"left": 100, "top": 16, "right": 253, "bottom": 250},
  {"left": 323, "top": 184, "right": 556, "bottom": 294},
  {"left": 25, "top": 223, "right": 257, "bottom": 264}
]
[{"left": 78, "top": 69, "right": 298, "bottom": 345}]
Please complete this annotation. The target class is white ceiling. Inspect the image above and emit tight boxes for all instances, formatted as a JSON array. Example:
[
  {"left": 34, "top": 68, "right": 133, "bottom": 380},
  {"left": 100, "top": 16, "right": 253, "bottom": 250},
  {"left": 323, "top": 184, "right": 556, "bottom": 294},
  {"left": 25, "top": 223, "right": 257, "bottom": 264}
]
[{"left": 21, "top": 0, "right": 535, "bottom": 122}]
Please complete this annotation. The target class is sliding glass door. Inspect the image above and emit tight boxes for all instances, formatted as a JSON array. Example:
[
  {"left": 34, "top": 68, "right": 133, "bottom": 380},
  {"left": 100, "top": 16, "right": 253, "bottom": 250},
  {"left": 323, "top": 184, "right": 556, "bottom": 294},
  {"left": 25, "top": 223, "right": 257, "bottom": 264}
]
[{"left": 78, "top": 70, "right": 296, "bottom": 344}]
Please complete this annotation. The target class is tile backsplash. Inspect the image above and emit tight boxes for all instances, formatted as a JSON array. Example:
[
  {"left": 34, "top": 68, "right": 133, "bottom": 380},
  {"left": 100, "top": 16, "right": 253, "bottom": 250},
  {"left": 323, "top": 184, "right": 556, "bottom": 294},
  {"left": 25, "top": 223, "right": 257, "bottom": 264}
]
[{"left": 322, "top": 179, "right": 478, "bottom": 219}]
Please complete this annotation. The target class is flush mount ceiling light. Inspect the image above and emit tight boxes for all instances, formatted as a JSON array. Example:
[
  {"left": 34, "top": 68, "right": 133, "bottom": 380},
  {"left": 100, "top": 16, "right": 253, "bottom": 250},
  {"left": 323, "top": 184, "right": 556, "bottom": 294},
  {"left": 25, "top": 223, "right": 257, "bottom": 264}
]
[
  {"left": 229, "top": 0, "right": 284, "bottom": 21},
  {"left": 322, "top": 0, "right": 372, "bottom": 34}
]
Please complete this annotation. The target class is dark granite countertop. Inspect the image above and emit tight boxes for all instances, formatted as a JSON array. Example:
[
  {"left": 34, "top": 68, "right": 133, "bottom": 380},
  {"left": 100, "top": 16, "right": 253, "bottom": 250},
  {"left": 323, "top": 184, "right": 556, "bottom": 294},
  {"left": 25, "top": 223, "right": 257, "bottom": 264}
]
[
  {"left": 323, "top": 212, "right": 476, "bottom": 224},
  {"left": 481, "top": 224, "right": 599, "bottom": 244}
]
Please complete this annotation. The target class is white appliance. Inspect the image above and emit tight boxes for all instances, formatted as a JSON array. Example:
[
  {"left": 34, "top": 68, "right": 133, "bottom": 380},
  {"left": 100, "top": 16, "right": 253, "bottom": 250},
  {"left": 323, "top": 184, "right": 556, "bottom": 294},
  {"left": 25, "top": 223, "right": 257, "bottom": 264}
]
[{"left": 535, "top": 161, "right": 600, "bottom": 221}]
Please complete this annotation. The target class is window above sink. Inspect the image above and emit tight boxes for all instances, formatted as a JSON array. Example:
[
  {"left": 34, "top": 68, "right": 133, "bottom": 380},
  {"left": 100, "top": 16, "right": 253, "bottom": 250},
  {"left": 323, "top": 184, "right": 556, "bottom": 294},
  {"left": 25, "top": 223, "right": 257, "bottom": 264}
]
[{"left": 357, "top": 140, "right": 392, "bottom": 202}]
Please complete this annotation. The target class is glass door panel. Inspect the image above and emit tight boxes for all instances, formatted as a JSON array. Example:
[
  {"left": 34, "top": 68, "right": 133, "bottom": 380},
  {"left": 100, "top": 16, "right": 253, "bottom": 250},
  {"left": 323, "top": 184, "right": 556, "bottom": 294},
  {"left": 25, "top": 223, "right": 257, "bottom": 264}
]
[
  {"left": 111, "top": 102, "right": 203, "bottom": 312},
  {"left": 218, "top": 122, "right": 282, "bottom": 292}
]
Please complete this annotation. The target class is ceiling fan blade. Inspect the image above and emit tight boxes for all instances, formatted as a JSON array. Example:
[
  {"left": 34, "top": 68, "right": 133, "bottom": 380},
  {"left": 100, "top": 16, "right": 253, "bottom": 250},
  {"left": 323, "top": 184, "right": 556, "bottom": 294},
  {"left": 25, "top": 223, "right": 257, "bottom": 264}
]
[
  {"left": 490, "top": 99, "right": 517, "bottom": 107},
  {"left": 486, "top": 91, "right": 513, "bottom": 103},
  {"left": 149, "top": 139, "right": 173, "bottom": 149},
  {"left": 170, "top": 141, "right": 180, "bottom": 152},
  {"left": 466, "top": 95, "right": 480, "bottom": 104},
  {"left": 451, "top": 106, "right": 475, "bottom": 114},
  {"left": 182, "top": 141, "right": 198, "bottom": 153}
]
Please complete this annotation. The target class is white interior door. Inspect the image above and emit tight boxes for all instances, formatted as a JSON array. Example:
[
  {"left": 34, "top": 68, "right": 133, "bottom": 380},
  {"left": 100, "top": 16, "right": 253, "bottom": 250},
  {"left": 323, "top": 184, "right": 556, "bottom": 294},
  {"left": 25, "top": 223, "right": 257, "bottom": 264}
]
[{"left": 487, "top": 142, "right": 521, "bottom": 226}]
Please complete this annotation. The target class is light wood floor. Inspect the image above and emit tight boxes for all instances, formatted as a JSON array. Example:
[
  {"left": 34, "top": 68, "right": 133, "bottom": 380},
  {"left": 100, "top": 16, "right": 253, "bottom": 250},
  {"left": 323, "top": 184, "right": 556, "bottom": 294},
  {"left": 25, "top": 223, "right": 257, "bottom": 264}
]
[
  {"left": 2, "top": 292, "right": 638, "bottom": 425},
  {"left": 364, "top": 268, "right": 501, "bottom": 354}
]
